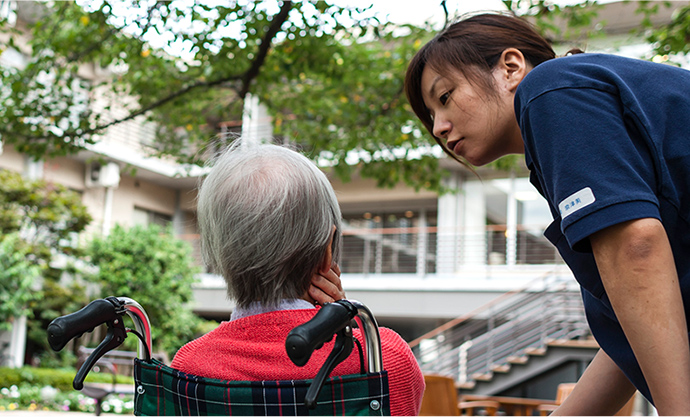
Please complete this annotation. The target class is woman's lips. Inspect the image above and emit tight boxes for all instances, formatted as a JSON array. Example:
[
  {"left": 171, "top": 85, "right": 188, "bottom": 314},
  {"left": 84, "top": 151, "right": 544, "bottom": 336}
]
[{"left": 448, "top": 138, "right": 464, "bottom": 155}]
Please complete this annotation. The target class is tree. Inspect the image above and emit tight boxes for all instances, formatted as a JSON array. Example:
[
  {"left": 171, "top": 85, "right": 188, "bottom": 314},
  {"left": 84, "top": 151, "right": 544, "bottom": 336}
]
[
  {"left": 642, "top": 2, "right": 690, "bottom": 64},
  {"left": 0, "top": 0, "right": 447, "bottom": 190},
  {"left": 0, "top": 234, "right": 40, "bottom": 331},
  {"left": 0, "top": 1, "right": 681, "bottom": 190},
  {"left": 0, "top": 169, "right": 92, "bottom": 364},
  {"left": 85, "top": 224, "right": 205, "bottom": 357},
  {"left": 0, "top": 169, "right": 92, "bottom": 264}
]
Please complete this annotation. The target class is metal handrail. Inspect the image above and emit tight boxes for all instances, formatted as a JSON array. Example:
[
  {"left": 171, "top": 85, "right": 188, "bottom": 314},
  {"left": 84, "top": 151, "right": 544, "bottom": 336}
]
[{"left": 413, "top": 272, "right": 589, "bottom": 384}]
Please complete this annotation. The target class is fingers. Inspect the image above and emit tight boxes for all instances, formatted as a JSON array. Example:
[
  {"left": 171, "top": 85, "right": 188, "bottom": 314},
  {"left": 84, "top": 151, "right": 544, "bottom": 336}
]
[{"left": 309, "top": 264, "right": 345, "bottom": 305}]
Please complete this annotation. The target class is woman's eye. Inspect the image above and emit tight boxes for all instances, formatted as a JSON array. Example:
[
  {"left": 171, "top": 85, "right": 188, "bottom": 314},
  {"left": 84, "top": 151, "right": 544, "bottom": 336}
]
[{"left": 440, "top": 91, "right": 451, "bottom": 105}]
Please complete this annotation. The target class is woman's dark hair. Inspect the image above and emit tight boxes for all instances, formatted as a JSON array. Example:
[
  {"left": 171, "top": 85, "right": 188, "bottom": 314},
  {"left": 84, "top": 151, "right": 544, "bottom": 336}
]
[{"left": 404, "top": 13, "right": 557, "bottom": 165}]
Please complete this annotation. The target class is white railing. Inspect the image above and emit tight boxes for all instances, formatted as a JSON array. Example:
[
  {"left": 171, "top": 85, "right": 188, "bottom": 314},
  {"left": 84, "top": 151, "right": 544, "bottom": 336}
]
[
  {"left": 339, "top": 224, "right": 563, "bottom": 276},
  {"left": 180, "top": 224, "right": 564, "bottom": 276}
]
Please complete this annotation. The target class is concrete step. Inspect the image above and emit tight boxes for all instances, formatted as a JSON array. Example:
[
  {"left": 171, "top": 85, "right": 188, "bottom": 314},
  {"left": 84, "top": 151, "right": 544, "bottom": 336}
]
[
  {"left": 490, "top": 363, "right": 511, "bottom": 373},
  {"left": 507, "top": 355, "right": 529, "bottom": 364},
  {"left": 525, "top": 346, "right": 547, "bottom": 356},
  {"left": 471, "top": 372, "right": 493, "bottom": 382}
]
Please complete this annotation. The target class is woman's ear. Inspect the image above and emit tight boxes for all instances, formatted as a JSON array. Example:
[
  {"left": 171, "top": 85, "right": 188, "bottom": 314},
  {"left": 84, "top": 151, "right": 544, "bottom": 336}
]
[
  {"left": 495, "top": 48, "right": 530, "bottom": 93},
  {"left": 318, "top": 225, "right": 336, "bottom": 275}
]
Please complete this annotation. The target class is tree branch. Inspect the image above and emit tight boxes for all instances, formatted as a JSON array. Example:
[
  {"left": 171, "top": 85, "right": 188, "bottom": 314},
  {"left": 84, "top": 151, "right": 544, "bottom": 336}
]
[
  {"left": 239, "top": 0, "right": 293, "bottom": 98},
  {"left": 83, "top": 74, "right": 245, "bottom": 135},
  {"left": 67, "top": 1, "right": 167, "bottom": 63},
  {"left": 8, "top": 1, "right": 295, "bottom": 147},
  {"left": 81, "top": 0, "right": 294, "bottom": 136}
]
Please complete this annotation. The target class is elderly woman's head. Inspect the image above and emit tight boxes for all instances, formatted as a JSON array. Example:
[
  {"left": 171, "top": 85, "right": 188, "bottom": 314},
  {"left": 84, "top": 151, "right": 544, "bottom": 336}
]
[{"left": 196, "top": 139, "right": 342, "bottom": 308}]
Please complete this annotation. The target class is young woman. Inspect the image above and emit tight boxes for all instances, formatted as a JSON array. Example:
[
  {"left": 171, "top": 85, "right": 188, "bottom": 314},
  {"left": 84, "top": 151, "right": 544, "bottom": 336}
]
[{"left": 405, "top": 13, "right": 690, "bottom": 416}]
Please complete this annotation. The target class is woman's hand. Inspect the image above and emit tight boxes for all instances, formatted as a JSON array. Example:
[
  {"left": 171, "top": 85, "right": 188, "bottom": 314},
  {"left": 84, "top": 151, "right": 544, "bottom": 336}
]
[
  {"left": 551, "top": 349, "right": 635, "bottom": 416},
  {"left": 309, "top": 263, "right": 345, "bottom": 305}
]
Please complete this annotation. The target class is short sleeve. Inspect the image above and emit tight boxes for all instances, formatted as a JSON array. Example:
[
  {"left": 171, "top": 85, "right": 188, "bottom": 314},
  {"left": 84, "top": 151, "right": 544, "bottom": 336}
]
[{"left": 520, "top": 86, "right": 660, "bottom": 251}]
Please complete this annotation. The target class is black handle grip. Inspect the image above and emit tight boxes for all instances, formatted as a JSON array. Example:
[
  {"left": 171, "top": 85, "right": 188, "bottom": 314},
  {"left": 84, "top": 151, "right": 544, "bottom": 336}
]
[
  {"left": 286, "top": 301, "right": 357, "bottom": 367},
  {"left": 47, "top": 299, "right": 120, "bottom": 352}
]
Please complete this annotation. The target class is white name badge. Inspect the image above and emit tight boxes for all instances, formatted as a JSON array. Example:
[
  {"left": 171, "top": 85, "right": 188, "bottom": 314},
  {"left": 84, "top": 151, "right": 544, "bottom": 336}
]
[{"left": 559, "top": 187, "right": 596, "bottom": 219}]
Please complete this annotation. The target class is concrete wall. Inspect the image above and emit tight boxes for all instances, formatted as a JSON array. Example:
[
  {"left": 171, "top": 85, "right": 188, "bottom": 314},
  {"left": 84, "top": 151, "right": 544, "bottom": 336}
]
[
  {"left": 0, "top": 145, "right": 26, "bottom": 173},
  {"left": 43, "top": 157, "right": 86, "bottom": 191},
  {"left": 330, "top": 174, "right": 437, "bottom": 214}
]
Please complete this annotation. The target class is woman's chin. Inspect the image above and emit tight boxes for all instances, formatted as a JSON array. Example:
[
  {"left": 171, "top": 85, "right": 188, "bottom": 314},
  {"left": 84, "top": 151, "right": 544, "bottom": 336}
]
[
  {"left": 464, "top": 154, "right": 490, "bottom": 167},
  {"left": 465, "top": 150, "right": 504, "bottom": 167}
]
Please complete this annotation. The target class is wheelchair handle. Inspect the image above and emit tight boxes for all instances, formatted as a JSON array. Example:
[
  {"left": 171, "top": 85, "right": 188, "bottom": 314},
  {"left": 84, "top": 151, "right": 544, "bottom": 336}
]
[
  {"left": 350, "top": 300, "right": 383, "bottom": 373},
  {"left": 47, "top": 296, "right": 152, "bottom": 360},
  {"left": 286, "top": 299, "right": 382, "bottom": 373},
  {"left": 47, "top": 298, "right": 120, "bottom": 352}
]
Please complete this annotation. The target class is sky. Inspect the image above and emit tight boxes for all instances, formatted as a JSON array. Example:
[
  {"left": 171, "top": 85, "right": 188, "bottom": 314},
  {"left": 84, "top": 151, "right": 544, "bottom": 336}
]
[
  {"left": 355, "top": 0, "right": 507, "bottom": 27},
  {"left": 355, "top": 0, "right": 648, "bottom": 28}
]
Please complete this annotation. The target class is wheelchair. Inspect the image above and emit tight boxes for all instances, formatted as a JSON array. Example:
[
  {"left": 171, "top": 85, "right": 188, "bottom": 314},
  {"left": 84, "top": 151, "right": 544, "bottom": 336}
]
[{"left": 47, "top": 297, "right": 390, "bottom": 416}]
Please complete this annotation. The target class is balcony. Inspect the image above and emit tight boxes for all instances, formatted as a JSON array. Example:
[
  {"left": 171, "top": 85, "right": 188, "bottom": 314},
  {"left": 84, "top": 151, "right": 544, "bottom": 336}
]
[
  {"left": 181, "top": 223, "right": 563, "bottom": 277},
  {"left": 181, "top": 224, "right": 573, "bottom": 322},
  {"left": 339, "top": 223, "right": 563, "bottom": 277}
]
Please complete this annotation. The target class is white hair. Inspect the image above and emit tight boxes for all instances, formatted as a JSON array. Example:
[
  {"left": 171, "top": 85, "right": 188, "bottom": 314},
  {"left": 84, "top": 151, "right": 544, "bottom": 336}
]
[{"left": 196, "top": 138, "right": 342, "bottom": 308}]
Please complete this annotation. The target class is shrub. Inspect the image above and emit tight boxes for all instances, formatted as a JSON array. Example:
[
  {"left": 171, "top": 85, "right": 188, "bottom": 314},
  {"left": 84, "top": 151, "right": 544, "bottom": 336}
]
[
  {"left": 0, "top": 366, "right": 134, "bottom": 391},
  {"left": 85, "top": 224, "right": 205, "bottom": 357},
  {"left": 0, "top": 366, "right": 135, "bottom": 414}
]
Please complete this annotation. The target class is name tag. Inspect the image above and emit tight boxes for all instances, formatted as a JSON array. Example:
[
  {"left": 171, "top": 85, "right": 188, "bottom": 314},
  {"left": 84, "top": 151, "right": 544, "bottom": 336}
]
[{"left": 559, "top": 187, "right": 596, "bottom": 219}]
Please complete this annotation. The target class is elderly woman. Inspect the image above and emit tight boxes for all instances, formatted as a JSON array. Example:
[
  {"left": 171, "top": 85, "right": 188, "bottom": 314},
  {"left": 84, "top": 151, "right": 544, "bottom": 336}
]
[{"left": 171, "top": 139, "right": 425, "bottom": 416}]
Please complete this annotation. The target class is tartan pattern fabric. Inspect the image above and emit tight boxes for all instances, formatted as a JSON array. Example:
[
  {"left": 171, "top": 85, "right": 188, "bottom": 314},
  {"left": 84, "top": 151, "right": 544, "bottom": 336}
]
[{"left": 134, "top": 359, "right": 390, "bottom": 416}]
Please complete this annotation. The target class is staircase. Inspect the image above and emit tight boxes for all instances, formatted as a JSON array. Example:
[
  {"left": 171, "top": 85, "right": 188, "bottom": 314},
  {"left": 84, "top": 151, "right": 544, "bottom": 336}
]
[{"left": 410, "top": 272, "right": 597, "bottom": 396}]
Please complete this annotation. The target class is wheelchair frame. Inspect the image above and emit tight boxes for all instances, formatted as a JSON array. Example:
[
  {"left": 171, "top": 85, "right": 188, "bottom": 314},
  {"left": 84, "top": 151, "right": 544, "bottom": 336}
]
[{"left": 48, "top": 297, "right": 388, "bottom": 415}]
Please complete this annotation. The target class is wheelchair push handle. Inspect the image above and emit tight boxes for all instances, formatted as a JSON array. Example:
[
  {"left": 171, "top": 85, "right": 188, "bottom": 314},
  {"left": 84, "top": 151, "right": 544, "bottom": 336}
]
[
  {"left": 286, "top": 299, "right": 383, "bottom": 373},
  {"left": 48, "top": 297, "right": 152, "bottom": 357},
  {"left": 47, "top": 298, "right": 121, "bottom": 352},
  {"left": 285, "top": 300, "right": 357, "bottom": 366},
  {"left": 286, "top": 299, "right": 383, "bottom": 409},
  {"left": 47, "top": 297, "right": 153, "bottom": 391}
]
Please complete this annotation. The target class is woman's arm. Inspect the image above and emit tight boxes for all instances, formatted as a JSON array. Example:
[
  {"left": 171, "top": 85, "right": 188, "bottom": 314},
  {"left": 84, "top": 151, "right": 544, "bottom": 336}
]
[
  {"left": 552, "top": 349, "right": 635, "bottom": 415},
  {"left": 590, "top": 218, "right": 690, "bottom": 415}
]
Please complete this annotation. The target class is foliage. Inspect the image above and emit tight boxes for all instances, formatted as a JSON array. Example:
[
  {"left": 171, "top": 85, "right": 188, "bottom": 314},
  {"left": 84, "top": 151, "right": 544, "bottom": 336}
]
[
  {"left": 503, "top": 0, "right": 604, "bottom": 44},
  {"left": 642, "top": 2, "right": 690, "bottom": 63},
  {"left": 260, "top": 22, "right": 446, "bottom": 190},
  {"left": 85, "top": 224, "right": 204, "bottom": 357},
  {"left": 0, "top": 234, "right": 40, "bottom": 330},
  {"left": 0, "top": 365, "right": 133, "bottom": 391},
  {"left": 0, "top": 169, "right": 91, "bottom": 263},
  {"left": 0, "top": 1, "right": 447, "bottom": 190},
  {"left": 0, "top": 369, "right": 134, "bottom": 414},
  {"left": 0, "top": 1, "right": 684, "bottom": 186},
  {"left": 26, "top": 276, "right": 89, "bottom": 364},
  {"left": 0, "top": 168, "right": 91, "bottom": 360}
]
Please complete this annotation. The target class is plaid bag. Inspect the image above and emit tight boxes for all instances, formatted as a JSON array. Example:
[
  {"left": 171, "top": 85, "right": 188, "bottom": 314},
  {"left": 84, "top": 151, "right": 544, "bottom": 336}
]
[{"left": 134, "top": 359, "right": 390, "bottom": 416}]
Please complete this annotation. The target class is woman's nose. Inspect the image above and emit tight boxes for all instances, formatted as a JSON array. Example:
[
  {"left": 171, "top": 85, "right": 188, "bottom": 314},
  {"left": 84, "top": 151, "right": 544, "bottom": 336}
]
[{"left": 433, "top": 117, "right": 451, "bottom": 140}]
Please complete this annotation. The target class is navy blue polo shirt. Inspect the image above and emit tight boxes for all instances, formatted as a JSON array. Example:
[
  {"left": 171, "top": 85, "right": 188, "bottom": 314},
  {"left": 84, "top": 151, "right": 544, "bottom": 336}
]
[{"left": 515, "top": 53, "right": 690, "bottom": 403}]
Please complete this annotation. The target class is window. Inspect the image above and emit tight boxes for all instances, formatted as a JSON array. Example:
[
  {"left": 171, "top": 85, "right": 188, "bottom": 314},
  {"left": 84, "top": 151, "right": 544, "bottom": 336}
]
[{"left": 133, "top": 207, "right": 172, "bottom": 228}]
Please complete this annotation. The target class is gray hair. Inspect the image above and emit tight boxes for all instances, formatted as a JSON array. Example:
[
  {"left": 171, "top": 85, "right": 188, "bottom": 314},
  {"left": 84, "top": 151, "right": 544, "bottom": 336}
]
[{"left": 196, "top": 139, "right": 342, "bottom": 308}]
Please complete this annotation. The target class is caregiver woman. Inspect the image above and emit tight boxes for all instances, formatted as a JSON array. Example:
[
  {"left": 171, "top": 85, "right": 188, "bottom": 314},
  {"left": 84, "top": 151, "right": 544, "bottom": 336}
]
[{"left": 404, "top": 12, "right": 690, "bottom": 416}]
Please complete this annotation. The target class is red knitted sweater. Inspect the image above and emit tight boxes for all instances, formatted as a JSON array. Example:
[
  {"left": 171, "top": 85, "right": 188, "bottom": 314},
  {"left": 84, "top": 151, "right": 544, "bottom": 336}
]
[{"left": 171, "top": 309, "right": 425, "bottom": 416}]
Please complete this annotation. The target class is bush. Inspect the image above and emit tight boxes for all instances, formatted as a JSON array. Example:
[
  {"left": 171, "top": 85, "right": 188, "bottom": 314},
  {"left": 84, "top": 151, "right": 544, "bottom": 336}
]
[
  {"left": 0, "top": 366, "right": 134, "bottom": 414},
  {"left": 0, "top": 366, "right": 134, "bottom": 391},
  {"left": 0, "top": 234, "right": 40, "bottom": 331},
  {"left": 85, "top": 224, "right": 206, "bottom": 357}
]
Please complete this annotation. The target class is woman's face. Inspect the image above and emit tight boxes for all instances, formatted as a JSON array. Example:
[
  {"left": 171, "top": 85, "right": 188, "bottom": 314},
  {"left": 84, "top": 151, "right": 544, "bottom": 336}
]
[{"left": 420, "top": 65, "right": 524, "bottom": 166}]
